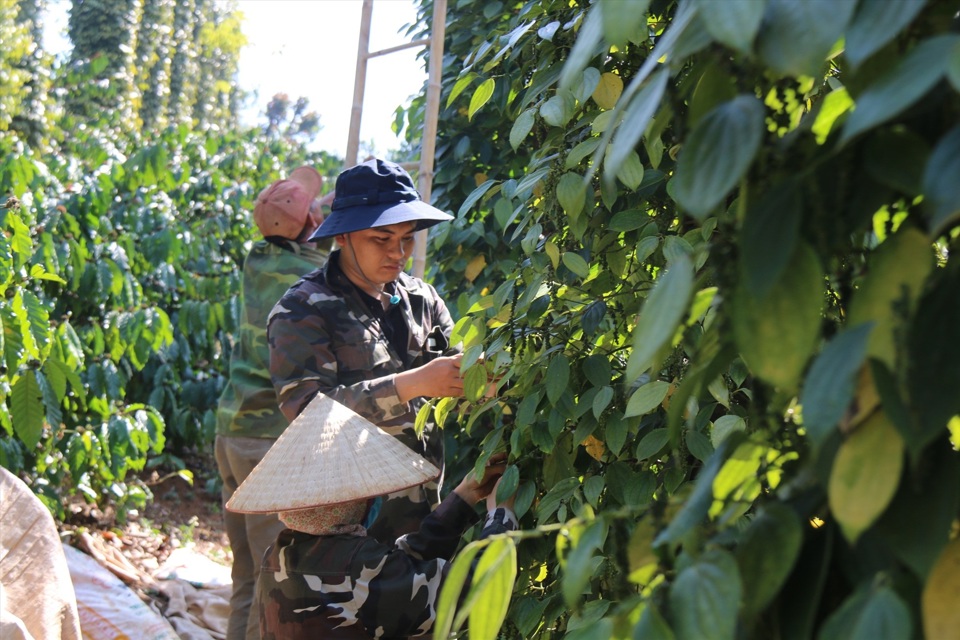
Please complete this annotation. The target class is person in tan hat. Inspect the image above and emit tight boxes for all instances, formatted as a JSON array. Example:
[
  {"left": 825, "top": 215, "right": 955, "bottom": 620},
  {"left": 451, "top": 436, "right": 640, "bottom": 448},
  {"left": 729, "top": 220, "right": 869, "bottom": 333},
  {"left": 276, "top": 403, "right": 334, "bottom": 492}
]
[
  {"left": 226, "top": 394, "right": 518, "bottom": 639},
  {"left": 215, "top": 165, "right": 334, "bottom": 640}
]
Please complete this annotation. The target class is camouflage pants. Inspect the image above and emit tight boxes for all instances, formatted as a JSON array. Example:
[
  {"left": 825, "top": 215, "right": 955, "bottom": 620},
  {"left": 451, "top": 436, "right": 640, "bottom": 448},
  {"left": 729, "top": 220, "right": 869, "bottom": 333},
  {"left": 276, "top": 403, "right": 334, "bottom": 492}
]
[{"left": 215, "top": 435, "right": 286, "bottom": 640}]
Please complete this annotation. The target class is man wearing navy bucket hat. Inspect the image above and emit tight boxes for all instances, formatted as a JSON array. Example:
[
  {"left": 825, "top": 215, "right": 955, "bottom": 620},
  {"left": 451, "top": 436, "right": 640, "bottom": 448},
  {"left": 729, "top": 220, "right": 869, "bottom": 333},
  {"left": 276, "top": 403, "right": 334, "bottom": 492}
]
[{"left": 266, "top": 158, "right": 463, "bottom": 544}]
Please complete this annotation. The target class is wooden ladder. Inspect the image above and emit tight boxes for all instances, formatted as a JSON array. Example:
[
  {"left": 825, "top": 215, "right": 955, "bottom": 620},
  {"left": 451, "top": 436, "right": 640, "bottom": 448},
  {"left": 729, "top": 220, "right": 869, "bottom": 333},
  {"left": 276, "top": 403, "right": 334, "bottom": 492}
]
[{"left": 346, "top": 0, "right": 447, "bottom": 278}]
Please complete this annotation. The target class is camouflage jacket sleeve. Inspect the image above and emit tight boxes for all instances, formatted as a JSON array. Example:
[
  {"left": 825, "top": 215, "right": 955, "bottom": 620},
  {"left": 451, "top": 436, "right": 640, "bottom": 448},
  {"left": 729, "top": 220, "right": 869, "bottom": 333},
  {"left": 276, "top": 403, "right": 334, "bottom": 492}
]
[{"left": 266, "top": 252, "right": 458, "bottom": 425}]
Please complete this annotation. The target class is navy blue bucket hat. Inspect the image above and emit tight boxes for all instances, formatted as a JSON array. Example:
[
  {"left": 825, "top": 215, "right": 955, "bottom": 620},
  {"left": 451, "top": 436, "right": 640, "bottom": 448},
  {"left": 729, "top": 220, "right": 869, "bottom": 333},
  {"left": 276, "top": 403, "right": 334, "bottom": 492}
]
[{"left": 309, "top": 158, "right": 453, "bottom": 240}]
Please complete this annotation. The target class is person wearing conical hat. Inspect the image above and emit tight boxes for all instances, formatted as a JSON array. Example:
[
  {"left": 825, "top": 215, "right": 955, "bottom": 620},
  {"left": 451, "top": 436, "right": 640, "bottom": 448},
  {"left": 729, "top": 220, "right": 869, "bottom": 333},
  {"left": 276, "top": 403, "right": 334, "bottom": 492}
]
[
  {"left": 214, "top": 165, "right": 333, "bottom": 640},
  {"left": 266, "top": 158, "right": 463, "bottom": 546},
  {"left": 226, "top": 394, "right": 518, "bottom": 639}
]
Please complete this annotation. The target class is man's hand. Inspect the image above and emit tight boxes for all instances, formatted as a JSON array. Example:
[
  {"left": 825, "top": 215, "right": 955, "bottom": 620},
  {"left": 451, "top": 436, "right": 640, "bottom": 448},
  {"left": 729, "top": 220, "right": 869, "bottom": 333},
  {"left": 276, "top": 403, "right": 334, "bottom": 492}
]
[
  {"left": 452, "top": 453, "right": 508, "bottom": 504},
  {"left": 395, "top": 354, "right": 464, "bottom": 402}
]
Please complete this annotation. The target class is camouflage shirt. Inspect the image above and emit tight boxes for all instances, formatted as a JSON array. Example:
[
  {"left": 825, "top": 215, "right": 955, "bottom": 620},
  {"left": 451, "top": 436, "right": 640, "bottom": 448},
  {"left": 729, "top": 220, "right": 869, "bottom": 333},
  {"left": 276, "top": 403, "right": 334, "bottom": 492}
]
[
  {"left": 216, "top": 239, "right": 329, "bottom": 439},
  {"left": 267, "top": 250, "right": 458, "bottom": 542},
  {"left": 258, "top": 494, "right": 518, "bottom": 639}
]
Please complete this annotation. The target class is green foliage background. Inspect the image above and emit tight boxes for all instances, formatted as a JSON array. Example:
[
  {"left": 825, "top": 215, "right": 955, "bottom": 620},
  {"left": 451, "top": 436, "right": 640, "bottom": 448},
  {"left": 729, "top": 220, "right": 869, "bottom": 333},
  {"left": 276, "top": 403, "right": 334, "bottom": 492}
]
[
  {"left": 399, "top": 0, "right": 960, "bottom": 638},
  {"left": 2, "top": 0, "right": 960, "bottom": 638}
]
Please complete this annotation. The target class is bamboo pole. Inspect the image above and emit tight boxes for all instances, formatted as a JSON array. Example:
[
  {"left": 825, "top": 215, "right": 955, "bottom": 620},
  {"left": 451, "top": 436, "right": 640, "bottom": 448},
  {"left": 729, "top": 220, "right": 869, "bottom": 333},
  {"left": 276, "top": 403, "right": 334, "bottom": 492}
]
[
  {"left": 346, "top": 0, "right": 374, "bottom": 168},
  {"left": 411, "top": 0, "right": 448, "bottom": 279}
]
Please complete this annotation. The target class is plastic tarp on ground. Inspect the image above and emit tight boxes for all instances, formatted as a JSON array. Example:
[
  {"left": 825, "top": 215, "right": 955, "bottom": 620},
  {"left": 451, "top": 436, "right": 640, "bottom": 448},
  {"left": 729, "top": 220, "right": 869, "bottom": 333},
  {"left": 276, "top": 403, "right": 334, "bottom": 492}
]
[{"left": 0, "top": 467, "right": 81, "bottom": 640}]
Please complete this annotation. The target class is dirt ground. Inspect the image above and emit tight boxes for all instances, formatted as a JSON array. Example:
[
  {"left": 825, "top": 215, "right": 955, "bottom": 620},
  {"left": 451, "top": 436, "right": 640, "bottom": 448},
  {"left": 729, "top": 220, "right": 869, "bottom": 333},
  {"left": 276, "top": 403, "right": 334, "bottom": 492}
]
[{"left": 60, "top": 449, "right": 233, "bottom": 580}]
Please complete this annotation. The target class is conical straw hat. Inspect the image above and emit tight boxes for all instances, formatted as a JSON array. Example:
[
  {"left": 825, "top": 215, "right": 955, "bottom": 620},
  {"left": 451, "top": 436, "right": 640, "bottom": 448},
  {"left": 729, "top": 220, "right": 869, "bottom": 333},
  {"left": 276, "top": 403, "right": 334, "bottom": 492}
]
[{"left": 226, "top": 394, "right": 440, "bottom": 514}]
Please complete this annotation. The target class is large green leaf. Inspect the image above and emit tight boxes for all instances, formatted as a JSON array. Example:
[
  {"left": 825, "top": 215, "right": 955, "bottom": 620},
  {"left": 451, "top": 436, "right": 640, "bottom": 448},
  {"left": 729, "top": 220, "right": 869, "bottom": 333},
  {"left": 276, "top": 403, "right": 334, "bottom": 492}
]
[
  {"left": 799, "top": 323, "right": 873, "bottom": 446},
  {"left": 840, "top": 35, "right": 960, "bottom": 144},
  {"left": 922, "top": 124, "right": 960, "bottom": 236},
  {"left": 819, "top": 585, "right": 912, "bottom": 640},
  {"left": 672, "top": 95, "right": 764, "bottom": 220},
  {"left": 756, "top": 0, "right": 857, "bottom": 77},
  {"left": 562, "top": 519, "right": 608, "bottom": 606},
  {"left": 907, "top": 258, "right": 960, "bottom": 451},
  {"left": 876, "top": 441, "right": 960, "bottom": 579},
  {"left": 625, "top": 254, "right": 694, "bottom": 383},
  {"left": 736, "top": 502, "right": 803, "bottom": 619},
  {"left": 740, "top": 180, "right": 801, "bottom": 295},
  {"left": 732, "top": 242, "right": 824, "bottom": 393},
  {"left": 828, "top": 410, "right": 904, "bottom": 544},
  {"left": 844, "top": 0, "right": 927, "bottom": 68},
  {"left": 632, "top": 604, "right": 675, "bottom": 640},
  {"left": 557, "top": 172, "right": 587, "bottom": 222},
  {"left": 559, "top": 9, "right": 604, "bottom": 93},
  {"left": 604, "top": 70, "right": 669, "bottom": 186},
  {"left": 468, "top": 78, "right": 496, "bottom": 121},
  {"left": 435, "top": 543, "right": 485, "bottom": 639},
  {"left": 12, "top": 370, "right": 44, "bottom": 449},
  {"left": 668, "top": 548, "right": 742, "bottom": 640},
  {"left": 546, "top": 354, "right": 571, "bottom": 405},
  {"left": 468, "top": 537, "right": 517, "bottom": 640},
  {"left": 693, "top": 0, "right": 765, "bottom": 54},
  {"left": 598, "top": 0, "right": 649, "bottom": 46},
  {"left": 510, "top": 109, "right": 536, "bottom": 151},
  {"left": 625, "top": 380, "right": 670, "bottom": 418}
]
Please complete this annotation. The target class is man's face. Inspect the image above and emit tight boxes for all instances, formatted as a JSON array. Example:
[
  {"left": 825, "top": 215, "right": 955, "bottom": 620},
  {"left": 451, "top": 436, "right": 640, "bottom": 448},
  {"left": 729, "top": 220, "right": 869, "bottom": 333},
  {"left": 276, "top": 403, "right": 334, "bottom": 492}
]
[{"left": 337, "top": 221, "right": 418, "bottom": 286}]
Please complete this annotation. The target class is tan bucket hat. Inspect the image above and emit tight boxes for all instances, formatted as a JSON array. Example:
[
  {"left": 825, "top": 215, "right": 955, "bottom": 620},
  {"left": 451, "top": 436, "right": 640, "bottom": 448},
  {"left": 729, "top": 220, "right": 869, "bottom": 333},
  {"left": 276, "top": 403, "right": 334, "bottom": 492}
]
[{"left": 225, "top": 394, "right": 440, "bottom": 514}]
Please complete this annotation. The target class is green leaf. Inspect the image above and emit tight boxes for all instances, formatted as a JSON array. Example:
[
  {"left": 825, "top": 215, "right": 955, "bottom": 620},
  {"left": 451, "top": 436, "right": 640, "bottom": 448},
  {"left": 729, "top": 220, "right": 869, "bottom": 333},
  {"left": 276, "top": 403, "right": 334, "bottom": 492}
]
[
  {"left": 907, "top": 258, "right": 960, "bottom": 453},
  {"left": 800, "top": 323, "right": 873, "bottom": 446},
  {"left": 615, "top": 150, "right": 644, "bottom": 190},
  {"left": 624, "top": 380, "right": 670, "bottom": 418},
  {"left": 604, "top": 415, "right": 628, "bottom": 456},
  {"left": 732, "top": 242, "right": 824, "bottom": 393},
  {"left": 876, "top": 440, "right": 960, "bottom": 579},
  {"left": 467, "top": 538, "right": 516, "bottom": 640},
  {"left": 510, "top": 109, "right": 536, "bottom": 151},
  {"left": 562, "top": 519, "right": 608, "bottom": 606},
  {"left": 607, "top": 208, "right": 649, "bottom": 233},
  {"left": 458, "top": 179, "right": 498, "bottom": 217},
  {"left": 922, "top": 125, "right": 960, "bottom": 236},
  {"left": 819, "top": 585, "right": 912, "bottom": 640},
  {"left": 468, "top": 78, "right": 496, "bottom": 121},
  {"left": 672, "top": 95, "right": 764, "bottom": 220},
  {"left": 756, "top": 0, "right": 858, "bottom": 77},
  {"left": 546, "top": 355, "right": 571, "bottom": 404},
  {"left": 736, "top": 502, "right": 803, "bottom": 619},
  {"left": 693, "top": 0, "right": 765, "bottom": 54},
  {"left": 740, "top": 181, "right": 801, "bottom": 294},
  {"left": 668, "top": 548, "right": 742, "bottom": 640},
  {"left": 592, "top": 385, "right": 614, "bottom": 418},
  {"left": 496, "top": 465, "right": 520, "bottom": 504},
  {"left": 812, "top": 87, "right": 854, "bottom": 144},
  {"left": 845, "top": 0, "right": 927, "bottom": 68},
  {"left": 626, "top": 254, "right": 694, "bottom": 383},
  {"left": 841, "top": 35, "right": 960, "bottom": 144},
  {"left": 828, "top": 410, "right": 904, "bottom": 544},
  {"left": 582, "top": 355, "right": 612, "bottom": 387},
  {"left": 464, "top": 364, "right": 489, "bottom": 402},
  {"left": 561, "top": 252, "right": 590, "bottom": 279},
  {"left": 598, "top": 0, "right": 649, "bottom": 46},
  {"left": 557, "top": 172, "right": 587, "bottom": 221},
  {"left": 540, "top": 93, "right": 575, "bottom": 127},
  {"left": 685, "top": 429, "right": 713, "bottom": 462},
  {"left": 537, "top": 477, "right": 579, "bottom": 522},
  {"left": 12, "top": 370, "right": 44, "bottom": 449},
  {"left": 435, "top": 542, "right": 485, "bottom": 639},
  {"left": 446, "top": 72, "right": 477, "bottom": 107},
  {"left": 633, "top": 604, "right": 676, "bottom": 640},
  {"left": 559, "top": 9, "right": 603, "bottom": 93},
  {"left": 635, "top": 428, "right": 671, "bottom": 460},
  {"left": 604, "top": 70, "right": 668, "bottom": 185},
  {"left": 711, "top": 415, "right": 746, "bottom": 448},
  {"left": 949, "top": 39, "right": 960, "bottom": 91}
]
